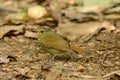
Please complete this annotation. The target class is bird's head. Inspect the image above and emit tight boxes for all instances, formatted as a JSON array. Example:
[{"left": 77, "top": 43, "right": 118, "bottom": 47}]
[{"left": 37, "top": 26, "right": 52, "bottom": 38}]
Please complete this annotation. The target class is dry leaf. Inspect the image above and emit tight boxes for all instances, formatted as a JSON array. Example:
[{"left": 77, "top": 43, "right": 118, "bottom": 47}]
[
  {"left": 57, "top": 21, "right": 115, "bottom": 41},
  {"left": 24, "top": 30, "right": 37, "bottom": 38},
  {"left": 0, "top": 55, "right": 9, "bottom": 63},
  {"left": 0, "top": 25, "right": 24, "bottom": 38}
]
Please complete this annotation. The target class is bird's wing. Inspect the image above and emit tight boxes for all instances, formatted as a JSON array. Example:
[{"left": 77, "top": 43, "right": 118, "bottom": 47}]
[{"left": 42, "top": 33, "right": 70, "bottom": 51}]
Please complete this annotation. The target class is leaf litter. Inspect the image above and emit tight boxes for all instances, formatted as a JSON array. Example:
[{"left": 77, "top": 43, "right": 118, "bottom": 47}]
[{"left": 0, "top": 0, "right": 120, "bottom": 80}]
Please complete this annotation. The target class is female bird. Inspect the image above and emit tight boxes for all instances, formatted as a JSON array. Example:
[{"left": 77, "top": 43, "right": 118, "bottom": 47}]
[{"left": 37, "top": 27, "right": 83, "bottom": 60}]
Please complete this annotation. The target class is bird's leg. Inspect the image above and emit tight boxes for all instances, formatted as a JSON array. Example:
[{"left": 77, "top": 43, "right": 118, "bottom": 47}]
[
  {"left": 41, "top": 55, "right": 56, "bottom": 67},
  {"left": 47, "top": 55, "right": 57, "bottom": 61},
  {"left": 40, "top": 55, "right": 57, "bottom": 73},
  {"left": 65, "top": 51, "right": 81, "bottom": 62}
]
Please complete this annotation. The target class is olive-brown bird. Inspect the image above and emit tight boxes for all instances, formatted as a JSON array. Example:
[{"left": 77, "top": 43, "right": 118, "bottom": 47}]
[{"left": 37, "top": 27, "right": 83, "bottom": 60}]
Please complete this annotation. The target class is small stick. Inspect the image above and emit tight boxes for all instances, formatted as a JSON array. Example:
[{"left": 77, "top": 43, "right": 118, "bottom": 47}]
[{"left": 103, "top": 70, "right": 120, "bottom": 78}]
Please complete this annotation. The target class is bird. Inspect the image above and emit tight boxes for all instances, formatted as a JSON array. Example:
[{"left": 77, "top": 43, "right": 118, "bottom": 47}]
[{"left": 37, "top": 26, "right": 83, "bottom": 61}]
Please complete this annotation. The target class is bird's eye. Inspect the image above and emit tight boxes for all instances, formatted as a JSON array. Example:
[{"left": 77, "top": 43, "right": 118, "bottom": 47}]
[{"left": 40, "top": 30, "right": 44, "bottom": 33}]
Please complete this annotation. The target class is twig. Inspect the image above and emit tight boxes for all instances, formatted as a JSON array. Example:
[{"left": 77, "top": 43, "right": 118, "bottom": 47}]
[
  {"left": 103, "top": 70, "right": 120, "bottom": 78},
  {"left": 99, "top": 52, "right": 113, "bottom": 74}
]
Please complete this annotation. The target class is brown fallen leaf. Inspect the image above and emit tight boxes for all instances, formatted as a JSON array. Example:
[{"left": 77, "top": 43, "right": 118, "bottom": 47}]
[
  {"left": 0, "top": 55, "right": 9, "bottom": 63},
  {"left": 57, "top": 21, "right": 115, "bottom": 41},
  {"left": 46, "top": 0, "right": 76, "bottom": 22},
  {"left": 0, "top": 25, "right": 24, "bottom": 38},
  {"left": 24, "top": 30, "right": 37, "bottom": 38},
  {"left": 46, "top": 0, "right": 74, "bottom": 10}
]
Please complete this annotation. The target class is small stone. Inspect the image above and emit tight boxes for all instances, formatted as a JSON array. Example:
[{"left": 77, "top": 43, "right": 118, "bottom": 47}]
[{"left": 77, "top": 65, "right": 85, "bottom": 72}]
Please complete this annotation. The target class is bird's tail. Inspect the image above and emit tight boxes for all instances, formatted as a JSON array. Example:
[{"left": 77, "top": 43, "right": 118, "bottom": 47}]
[{"left": 70, "top": 44, "right": 87, "bottom": 55}]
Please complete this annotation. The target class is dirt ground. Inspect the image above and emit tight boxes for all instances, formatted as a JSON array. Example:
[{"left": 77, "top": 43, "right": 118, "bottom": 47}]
[
  {"left": 0, "top": 25, "right": 120, "bottom": 80},
  {"left": 0, "top": 0, "right": 120, "bottom": 80}
]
